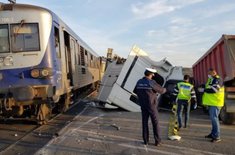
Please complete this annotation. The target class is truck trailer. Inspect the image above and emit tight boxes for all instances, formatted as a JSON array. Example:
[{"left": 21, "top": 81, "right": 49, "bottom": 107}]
[{"left": 193, "top": 34, "right": 235, "bottom": 124}]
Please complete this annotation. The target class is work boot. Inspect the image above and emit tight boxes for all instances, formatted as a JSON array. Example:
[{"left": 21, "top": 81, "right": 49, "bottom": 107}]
[
  {"left": 143, "top": 141, "right": 148, "bottom": 145},
  {"left": 211, "top": 138, "right": 221, "bottom": 143},
  {"left": 154, "top": 142, "right": 162, "bottom": 147},
  {"left": 205, "top": 134, "right": 213, "bottom": 139}
]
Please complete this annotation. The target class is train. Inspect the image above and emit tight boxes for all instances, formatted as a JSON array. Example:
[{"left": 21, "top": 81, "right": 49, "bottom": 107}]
[{"left": 0, "top": 2, "right": 104, "bottom": 124}]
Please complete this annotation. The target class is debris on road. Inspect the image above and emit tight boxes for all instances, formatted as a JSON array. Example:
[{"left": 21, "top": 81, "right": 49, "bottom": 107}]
[{"left": 110, "top": 123, "right": 121, "bottom": 130}]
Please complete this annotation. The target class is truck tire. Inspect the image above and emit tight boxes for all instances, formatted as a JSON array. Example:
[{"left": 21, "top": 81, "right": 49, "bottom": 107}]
[{"left": 220, "top": 106, "right": 235, "bottom": 125}]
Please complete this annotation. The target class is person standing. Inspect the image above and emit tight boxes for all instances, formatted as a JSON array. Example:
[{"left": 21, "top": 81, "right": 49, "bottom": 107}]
[
  {"left": 203, "top": 68, "right": 224, "bottom": 142},
  {"left": 173, "top": 75, "right": 196, "bottom": 130},
  {"left": 134, "top": 68, "right": 166, "bottom": 146}
]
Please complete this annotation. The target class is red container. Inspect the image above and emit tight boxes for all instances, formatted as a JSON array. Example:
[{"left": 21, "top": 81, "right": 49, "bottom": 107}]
[{"left": 192, "top": 35, "right": 235, "bottom": 86}]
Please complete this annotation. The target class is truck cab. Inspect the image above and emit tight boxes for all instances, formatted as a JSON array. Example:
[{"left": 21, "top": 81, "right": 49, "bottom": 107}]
[{"left": 97, "top": 45, "right": 184, "bottom": 112}]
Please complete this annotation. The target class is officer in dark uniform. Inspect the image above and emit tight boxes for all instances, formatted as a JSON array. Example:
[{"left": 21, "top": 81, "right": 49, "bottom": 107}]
[{"left": 134, "top": 68, "right": 166, "bottom": 146}]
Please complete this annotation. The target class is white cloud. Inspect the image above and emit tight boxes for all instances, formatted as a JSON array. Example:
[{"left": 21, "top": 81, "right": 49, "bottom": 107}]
[
  {"left": 146, "top": 30, "right": 164, "bottom": 37},
  {"left": 71, "top": 24, "right": 131, "bottom": 58},
  {"left": 131, "top": 1, "right": 176, "bottom": 19},
  {"left": 170, "top": 17, "right": 192, "bottom": 26},
  {"left": 222, "top": 21, "right": 235, "bottom": 31},
  {"left": 131, "top": 0, "right": 206, "bottom": 19},
  {"left": 199, "top": 3, "right": 235, "bottom": 18},
  {"left": 146, "top": 42, "right": 206, "bottom": 67},
  {"left": 142, "top": 30, "right": 215, "bottom": 67},
  {"left": 146, "top": 22, "right": 205, "bottom": 43}
]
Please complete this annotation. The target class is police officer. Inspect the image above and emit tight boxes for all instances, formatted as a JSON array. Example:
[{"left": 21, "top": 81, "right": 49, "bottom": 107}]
[
  {"left": 134, "top": 68, "right": 166, "bottom": 146},
  {"left": 203, "top": 68, "right": 224, "bottom": 143},
  {"left": 173, "top": 75, "right": 196, "bottom": 130}
]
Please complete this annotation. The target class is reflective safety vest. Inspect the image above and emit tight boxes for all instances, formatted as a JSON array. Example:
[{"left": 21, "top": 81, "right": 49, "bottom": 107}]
[
  {"left": 177, "top": 82, "right": 193, "bottom": 101},
  {"left": 202, "top": 76, "right": 225, "bottom": 107}
]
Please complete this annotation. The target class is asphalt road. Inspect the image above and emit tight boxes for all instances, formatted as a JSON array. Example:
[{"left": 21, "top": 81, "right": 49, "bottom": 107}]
[{"left": 35, "top": 103, "right": 235, "bottom": 155}]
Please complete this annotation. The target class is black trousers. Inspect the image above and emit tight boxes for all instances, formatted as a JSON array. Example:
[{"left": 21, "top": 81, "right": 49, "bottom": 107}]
[{"left": 141, "top": 104, "right": 161, "bottom": 144}]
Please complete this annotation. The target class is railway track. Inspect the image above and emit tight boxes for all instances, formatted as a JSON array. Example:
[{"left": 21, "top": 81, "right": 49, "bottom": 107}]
[{"left": 0, "top": 89, "right": 96, "bottom": 155}]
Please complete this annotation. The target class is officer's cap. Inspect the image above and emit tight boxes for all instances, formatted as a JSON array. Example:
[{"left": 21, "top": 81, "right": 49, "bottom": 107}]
[{"left": 145, "top": 68, "right": 157, "bottom": 73}]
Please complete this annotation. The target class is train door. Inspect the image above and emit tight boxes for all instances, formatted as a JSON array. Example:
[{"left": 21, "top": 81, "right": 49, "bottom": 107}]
[
  {"left": 70, "top": 37, "right": 77, "bottom": 86},
  {"left": 53, "top": 25, "right": 62, "bottom": 90},
  {"left": 63, "top": 31, "right": 73, "bottom": 86}
]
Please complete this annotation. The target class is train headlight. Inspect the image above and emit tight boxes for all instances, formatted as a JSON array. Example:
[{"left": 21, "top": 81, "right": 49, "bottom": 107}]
[
  {"left": 31, "top": 68, "right": 53, "bottom": 78},
  {"left": 41, "top": 69, "right": 50, "bottom": 77},
  {"left": 4, "top": 56, "right": 13, "bottom": 66},
  {"left": 31, "top": 69, "right": 40, "bottom": 78}
]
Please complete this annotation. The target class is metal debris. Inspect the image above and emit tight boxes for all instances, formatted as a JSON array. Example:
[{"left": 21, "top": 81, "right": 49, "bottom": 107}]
[{"left": 110, "top": 123, "right": 120, "bottom": 130}]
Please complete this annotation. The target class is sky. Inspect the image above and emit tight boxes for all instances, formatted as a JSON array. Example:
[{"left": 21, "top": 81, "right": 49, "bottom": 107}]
[{"left": 1, "top": 0, "right": 235, "bottom": 67}]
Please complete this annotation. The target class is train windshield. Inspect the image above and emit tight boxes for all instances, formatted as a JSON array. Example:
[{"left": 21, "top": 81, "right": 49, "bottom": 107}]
[
  {"left": 0, "top": 25, "right": 10, "bottom": 53},
  {"left": 10, "top": 23, "right": 40, "bottom": 52}
]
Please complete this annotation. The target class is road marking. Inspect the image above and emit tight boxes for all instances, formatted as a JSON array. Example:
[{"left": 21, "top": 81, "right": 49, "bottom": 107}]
[
  {"left": 120, "top": 143, "right": 179, "bottom": 155},
  {"left": 87, "top": 137, "right": 179, "bottom": 155},
  {"left": 75, "top": 129, "right": 224, "bottom": 155},
  {"left": 76, "top": 129, "right": 142, "bottom": 142},
  {"left": 74, "top": 114, "right": 104, "bottom": 130},
  {"left": 163, "top": 144, "right": 224, "bottom": 155}
]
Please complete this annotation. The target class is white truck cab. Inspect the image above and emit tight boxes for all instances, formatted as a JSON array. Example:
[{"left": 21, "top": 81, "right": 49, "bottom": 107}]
[{"left": 97, "top": 45, "right": 184, "bottom": 112}]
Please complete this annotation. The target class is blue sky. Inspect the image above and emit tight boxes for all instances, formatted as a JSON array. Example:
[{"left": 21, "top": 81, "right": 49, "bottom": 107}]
[{"left": 2, "top": 0, "right": 235, "bottom": 67}]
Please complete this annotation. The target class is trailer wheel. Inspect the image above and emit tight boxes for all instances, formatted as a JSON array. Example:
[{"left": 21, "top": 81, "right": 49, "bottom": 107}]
[{"left": 220, "top": 106, "right": 235, "bottom": 125}]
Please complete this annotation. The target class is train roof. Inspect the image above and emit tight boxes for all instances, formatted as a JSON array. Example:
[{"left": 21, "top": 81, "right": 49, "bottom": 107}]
[{"left": 0, "top": 2, "right": 99, "bottom": 57}]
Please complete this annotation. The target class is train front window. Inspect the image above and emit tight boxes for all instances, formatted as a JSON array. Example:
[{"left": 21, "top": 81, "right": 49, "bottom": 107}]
[
  {"left": 10, "top": 23, "right": 40, "bottom": 52},
  {"left": 0, "top": 25, "right": 10, "bottom": 53}
]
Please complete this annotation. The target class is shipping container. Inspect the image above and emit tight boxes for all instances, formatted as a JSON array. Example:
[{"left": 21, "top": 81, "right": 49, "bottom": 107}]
[{"left": 192, "top": 34, "right": 235, "bottom": 124}]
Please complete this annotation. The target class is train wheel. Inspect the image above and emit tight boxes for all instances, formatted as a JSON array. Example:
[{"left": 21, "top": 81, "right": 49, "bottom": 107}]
[
  {"left": 220, "top": 106, "right": 235, "bottom": 125},
  {"left": 37, "top": 103, "right": 52, "bottom": 125}
]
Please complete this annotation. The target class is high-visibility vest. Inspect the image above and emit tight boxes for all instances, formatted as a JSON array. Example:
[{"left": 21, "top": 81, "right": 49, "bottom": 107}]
[
  {"left": 202, "top": 76, "right": 225, "bottom": 107},
  {"left": 177, "top": 82, "right": 193, "bottom": 101}
]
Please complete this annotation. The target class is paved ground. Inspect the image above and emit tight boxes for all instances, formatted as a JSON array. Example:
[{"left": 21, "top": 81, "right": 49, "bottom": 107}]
[
  {"left": 35, "top": 101, "right": 235, "bottom": 155},
  {"left": 0, "top": 90, "right": 93, "bottom": 155}
]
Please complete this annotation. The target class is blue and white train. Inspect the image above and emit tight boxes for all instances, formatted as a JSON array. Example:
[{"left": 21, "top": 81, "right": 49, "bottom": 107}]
[{"left": 0, "top": 2, "right": 102, "bottom": 124}]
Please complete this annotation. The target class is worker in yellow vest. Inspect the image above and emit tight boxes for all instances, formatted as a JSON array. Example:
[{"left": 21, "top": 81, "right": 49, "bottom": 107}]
[
  {"left": 203, "top": 68, "right": 224, "bottom": 143},
  {"left": 173, "top": 75, "right": 196, "bottom": 130}
]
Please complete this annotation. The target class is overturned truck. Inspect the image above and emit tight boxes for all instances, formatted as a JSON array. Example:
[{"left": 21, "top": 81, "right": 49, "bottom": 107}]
[{"left": 97, "top": 45, "right": 184, "bottom": 112}]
